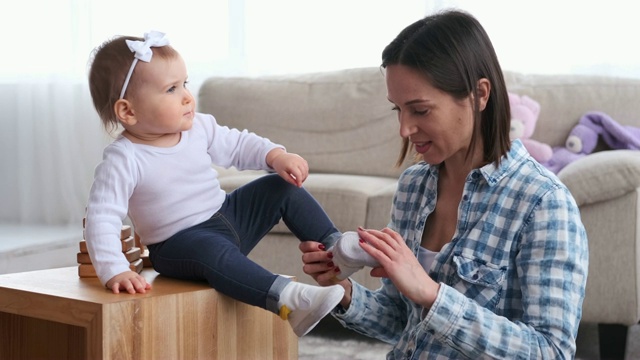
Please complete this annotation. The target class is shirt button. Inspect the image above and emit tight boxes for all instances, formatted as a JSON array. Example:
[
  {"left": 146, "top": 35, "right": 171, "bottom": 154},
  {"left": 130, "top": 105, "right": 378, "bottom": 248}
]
[
  {"left": 472, "top": 273, "right": 479, "bottom": 280},
  {"left": 462, "top": 195, "right": 469, "bottom": 201}
]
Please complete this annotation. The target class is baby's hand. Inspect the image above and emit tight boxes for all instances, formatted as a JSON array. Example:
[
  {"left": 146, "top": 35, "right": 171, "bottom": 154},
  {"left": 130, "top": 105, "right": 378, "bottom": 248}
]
[
  {"left": 106, "top": 270, "right": 152, "bottom": 294},
  {"left": 267, "top": 149, "right": 309, "bottom": 187}
]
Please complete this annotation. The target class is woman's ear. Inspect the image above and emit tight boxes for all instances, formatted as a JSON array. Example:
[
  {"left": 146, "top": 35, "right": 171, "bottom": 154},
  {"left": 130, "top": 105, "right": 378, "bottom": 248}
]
[
  {"left": 476, "top": 78, "right": 491, "bottom": 111},
  {"left": 114, "top": 99, "right": 136, "bottom": 126}
]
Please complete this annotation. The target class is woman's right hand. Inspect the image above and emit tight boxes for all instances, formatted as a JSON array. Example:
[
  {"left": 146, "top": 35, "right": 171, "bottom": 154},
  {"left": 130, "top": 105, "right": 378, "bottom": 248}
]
[{"left": 299, "top": 241, "right": 352, "bottom": 308}]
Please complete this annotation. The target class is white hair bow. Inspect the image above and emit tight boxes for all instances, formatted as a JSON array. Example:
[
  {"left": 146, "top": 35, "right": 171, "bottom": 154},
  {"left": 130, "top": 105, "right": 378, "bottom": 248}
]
[{"left": 119, "top": 31, "right": 170, "bottom": 99}]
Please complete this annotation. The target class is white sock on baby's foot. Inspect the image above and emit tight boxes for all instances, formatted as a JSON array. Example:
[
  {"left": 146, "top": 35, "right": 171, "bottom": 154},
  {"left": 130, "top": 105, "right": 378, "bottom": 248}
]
[
  {"left": 278, "top": 281, "right": 344, "bottom": 337},
  {"left": 329, "top": 231, "right": 380, "bottom": 281}
]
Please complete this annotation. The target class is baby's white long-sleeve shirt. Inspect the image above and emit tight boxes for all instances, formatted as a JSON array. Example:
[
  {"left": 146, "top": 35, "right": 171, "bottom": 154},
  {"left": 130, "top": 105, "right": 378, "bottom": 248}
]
[{"left": 84, "top": 113, "right": 282, "bottom": 286}]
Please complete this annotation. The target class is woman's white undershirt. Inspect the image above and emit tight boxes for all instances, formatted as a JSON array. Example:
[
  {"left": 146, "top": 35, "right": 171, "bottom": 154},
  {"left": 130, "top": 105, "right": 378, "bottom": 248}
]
[
  {"left": 418, "top": 246, "right": 438, "bottom": 271},
  {"left": 418, "top": 246, "right": 439, "bottom": 319}
]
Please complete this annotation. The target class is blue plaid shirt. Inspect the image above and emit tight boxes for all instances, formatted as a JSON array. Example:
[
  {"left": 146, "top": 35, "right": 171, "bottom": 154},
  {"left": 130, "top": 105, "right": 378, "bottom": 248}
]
[{"left": 333, "top": 140, "right": 588, "bottom": 359}]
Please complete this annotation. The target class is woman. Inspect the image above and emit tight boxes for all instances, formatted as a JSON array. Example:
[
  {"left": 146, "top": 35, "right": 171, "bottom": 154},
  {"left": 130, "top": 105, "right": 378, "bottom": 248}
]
[{"left": 300, "top": 10, "right": 588, "bottom": 359}]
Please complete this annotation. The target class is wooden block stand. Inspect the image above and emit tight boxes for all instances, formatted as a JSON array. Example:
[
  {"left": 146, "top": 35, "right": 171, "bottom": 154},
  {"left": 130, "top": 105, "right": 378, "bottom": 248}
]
[{"left": 0, "top": 267, "right": 297, "bottom": 359}]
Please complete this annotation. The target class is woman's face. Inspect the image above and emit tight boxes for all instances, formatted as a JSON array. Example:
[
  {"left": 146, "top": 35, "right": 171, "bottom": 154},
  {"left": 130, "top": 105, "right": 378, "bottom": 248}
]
[{"left": 385, "top": 64, "right": 478, "bottom": 166}]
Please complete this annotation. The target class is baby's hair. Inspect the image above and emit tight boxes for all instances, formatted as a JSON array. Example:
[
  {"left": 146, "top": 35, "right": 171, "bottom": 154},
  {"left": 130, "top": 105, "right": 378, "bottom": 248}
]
[{"left": 87, "top": 35, "right": 179, "bottom": 134}]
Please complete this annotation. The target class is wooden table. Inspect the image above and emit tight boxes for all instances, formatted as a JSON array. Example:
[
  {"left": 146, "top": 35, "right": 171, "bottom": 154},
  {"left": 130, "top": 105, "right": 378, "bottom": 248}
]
[{"left": 0, "top": 267, "right": 297, "bottom": 359}]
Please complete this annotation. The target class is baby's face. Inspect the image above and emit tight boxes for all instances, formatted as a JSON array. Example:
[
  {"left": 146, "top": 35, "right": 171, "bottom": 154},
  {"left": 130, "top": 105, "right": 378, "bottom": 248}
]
[{"left": 125, "top": 54, "right": 195, "bottom": 141}]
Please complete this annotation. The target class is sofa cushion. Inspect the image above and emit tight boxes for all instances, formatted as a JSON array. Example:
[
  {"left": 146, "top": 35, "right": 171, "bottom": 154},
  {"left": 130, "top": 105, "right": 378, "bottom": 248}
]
[
  {"left": 366, "top": 182, "right": 398, "bottom": 229},
  {"left": 198, "top": 67, "right": 410, "bottom": 179},
  {"left": 217, "top": 171, "right": 397, "bottom": 234},
  {"left": 558, "top": 150, "right": 640, "bottom": 206}
]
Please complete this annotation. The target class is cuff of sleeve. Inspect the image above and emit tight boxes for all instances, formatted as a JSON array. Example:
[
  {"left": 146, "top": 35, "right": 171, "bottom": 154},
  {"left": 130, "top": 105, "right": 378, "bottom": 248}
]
[
  {"left": 332, "top": 280, "right": 366, "bottom": 324},
  {"left": 263, "top": 145, "right": 286, "bottom": 170},
  {"left": 422, "top": 283, "right": 467, "bottom": 341}
]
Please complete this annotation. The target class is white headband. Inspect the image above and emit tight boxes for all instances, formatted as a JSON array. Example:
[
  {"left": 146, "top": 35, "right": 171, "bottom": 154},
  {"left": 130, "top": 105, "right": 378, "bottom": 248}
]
[{"left": 119, "top": 31, "right": 170, "bottom": 99}]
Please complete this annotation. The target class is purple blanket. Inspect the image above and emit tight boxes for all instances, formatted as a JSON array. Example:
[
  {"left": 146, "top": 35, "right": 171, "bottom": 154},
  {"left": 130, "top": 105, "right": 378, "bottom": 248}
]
[
  {"left": 581, "top": 111, "right": 640, "bottom": 150},
  {"left": 542, "top": 111, "right": 640, "bottom": 173}
]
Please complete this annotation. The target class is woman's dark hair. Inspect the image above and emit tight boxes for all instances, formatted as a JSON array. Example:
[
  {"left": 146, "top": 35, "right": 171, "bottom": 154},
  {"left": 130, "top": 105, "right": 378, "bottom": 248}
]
[{"left": 382, "top": 10, "right": 510, "bottom": 166}]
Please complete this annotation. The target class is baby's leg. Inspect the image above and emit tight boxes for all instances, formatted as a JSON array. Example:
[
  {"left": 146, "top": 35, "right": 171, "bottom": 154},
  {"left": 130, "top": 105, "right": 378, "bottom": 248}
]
[
  {"left": 231, "top": 175, "right": 378, "bottom": 280},
  {"left": 228, "top": 174, "right": 342, "bottom": 250},
  {"left": 147, "top": 214, "right": 344, "bottom": 337},
  {"left": 147, "top": 221, "right": 278, "bottom": 310}
]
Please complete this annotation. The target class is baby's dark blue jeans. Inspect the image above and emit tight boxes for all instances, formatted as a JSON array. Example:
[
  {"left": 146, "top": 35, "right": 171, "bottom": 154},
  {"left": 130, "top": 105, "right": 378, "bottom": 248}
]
[{"left": 146, "top": 173, "right": 341, "bottom": 315}]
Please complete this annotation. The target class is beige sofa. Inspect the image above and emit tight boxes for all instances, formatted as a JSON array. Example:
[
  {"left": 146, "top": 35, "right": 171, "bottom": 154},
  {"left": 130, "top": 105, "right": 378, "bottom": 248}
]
[{"left": 197, "top": 67, "right": 640, "bottom": 332}]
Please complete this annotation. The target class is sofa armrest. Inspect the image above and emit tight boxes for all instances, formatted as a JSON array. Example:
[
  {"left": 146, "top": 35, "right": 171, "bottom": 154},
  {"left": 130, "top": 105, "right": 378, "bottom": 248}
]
[
  {"left": 558, "top": 150, "right": 640, "bottom": 325},
  {"left": 558, "top": 150, "right": 640, "bottom": 207}
]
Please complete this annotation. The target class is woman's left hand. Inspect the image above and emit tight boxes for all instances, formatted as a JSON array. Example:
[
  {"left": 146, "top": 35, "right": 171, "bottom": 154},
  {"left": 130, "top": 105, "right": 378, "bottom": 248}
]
[{"left": 358, "top": 227, "right": 440, "bottom": 309}]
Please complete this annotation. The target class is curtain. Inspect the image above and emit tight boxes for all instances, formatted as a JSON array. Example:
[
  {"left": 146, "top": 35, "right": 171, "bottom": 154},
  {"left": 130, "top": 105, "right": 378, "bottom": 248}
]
[
  {"left": 0, "top": 82, "right": 107, "bottom": 224},
  {"left": 0, "top": 0, "right": 231, "bottom": 226},
  {"left": 1, "top": 0, "right": 636, "bottom": 226}
]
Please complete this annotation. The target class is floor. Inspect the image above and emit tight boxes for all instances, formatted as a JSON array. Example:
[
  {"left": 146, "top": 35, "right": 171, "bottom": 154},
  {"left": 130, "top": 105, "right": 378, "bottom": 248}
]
[
  {"left": 299, "top": 318, "right": 391, "bottom": 360},
  {"left": 299, "top": 318, "right": 640, "bottom": 360}
]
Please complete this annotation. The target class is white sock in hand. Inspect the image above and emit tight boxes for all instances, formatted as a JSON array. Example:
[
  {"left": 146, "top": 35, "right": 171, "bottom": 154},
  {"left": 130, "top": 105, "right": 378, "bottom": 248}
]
[{"left": 329, "top": 231, "right": 380, "bottom": 281}]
